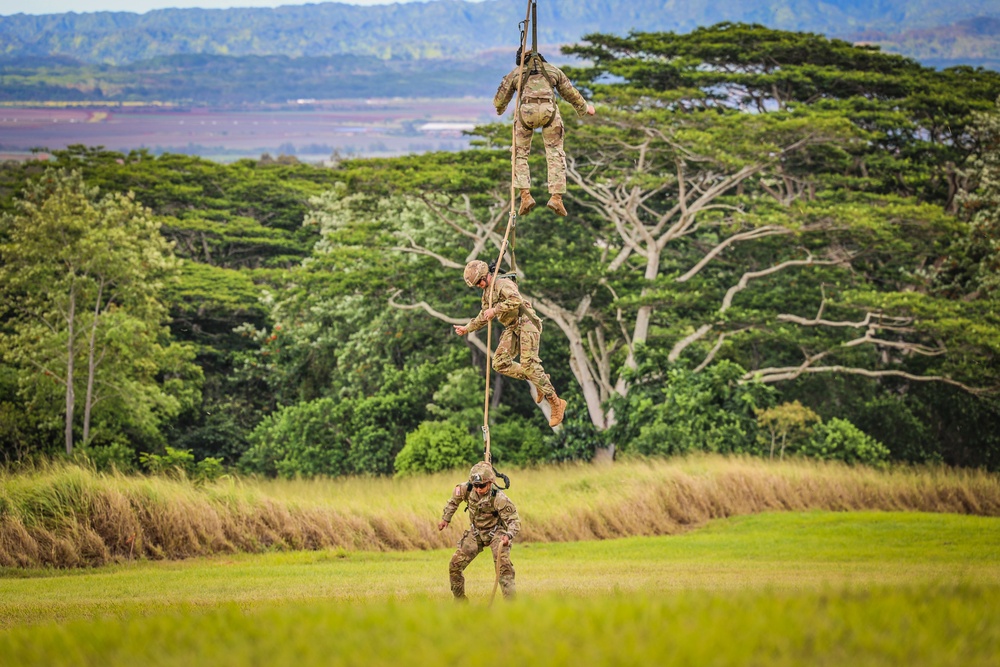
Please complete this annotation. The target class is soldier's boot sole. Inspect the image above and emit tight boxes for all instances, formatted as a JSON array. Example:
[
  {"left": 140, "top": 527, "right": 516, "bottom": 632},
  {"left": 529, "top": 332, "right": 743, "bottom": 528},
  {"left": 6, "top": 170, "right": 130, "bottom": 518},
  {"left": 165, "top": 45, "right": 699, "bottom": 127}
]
[
  {"left": 518, "top": 192, "right": 536, "bottom": 216},
  {"left": 546, "top": 195, "right": 567, "bottom": 217},
  {"left": 548, "top": 398, "right": 567, "bottom": 427}
]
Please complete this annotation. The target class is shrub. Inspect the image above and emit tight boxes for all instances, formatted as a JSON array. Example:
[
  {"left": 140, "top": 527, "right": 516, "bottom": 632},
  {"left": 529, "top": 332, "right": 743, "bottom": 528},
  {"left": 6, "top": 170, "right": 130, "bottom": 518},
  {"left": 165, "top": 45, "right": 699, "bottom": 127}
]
[
  {"left": 611, "top": 360, "right": 774, "bottom": 458},
  {"left": 194, "top": 456, "right": 225, "bottom": 481},
  {"left": 394, "top": 421, "right": 479, "bottom": 477},
  {"left": 799, "top": 418, "right": 890, "bottom": 466},
  {"left": 756, "top": 401, "right": 822, "bottom": 460},
  {"left": 74, "top": 441, "right": 136, "bottom": 473},
  {"left": 490, "top": 415, "right": 547, "bottom": 466},
  {"left": 239, "top": 397, "right": 348, "bottom": 478},
  {"left": 140, "top": 446, "right": 195, "bottom": 475}
]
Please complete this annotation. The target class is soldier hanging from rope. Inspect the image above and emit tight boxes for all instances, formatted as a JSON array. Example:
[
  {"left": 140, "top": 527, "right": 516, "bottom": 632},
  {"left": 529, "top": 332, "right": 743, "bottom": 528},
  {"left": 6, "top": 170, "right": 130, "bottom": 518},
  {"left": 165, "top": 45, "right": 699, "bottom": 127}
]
[
  {"left": 438, "top": 461, "right": 520, "bottom": 602},
  {"left": 494, "top": 46, "right": 596, "bottom": 217},
  {"left": 454, "top": 259, "right": 566, "bottom": 428}
]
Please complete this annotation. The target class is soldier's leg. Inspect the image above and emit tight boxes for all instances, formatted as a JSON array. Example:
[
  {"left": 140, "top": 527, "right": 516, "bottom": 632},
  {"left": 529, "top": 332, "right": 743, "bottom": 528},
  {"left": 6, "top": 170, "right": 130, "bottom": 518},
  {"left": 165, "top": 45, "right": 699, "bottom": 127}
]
[
  {"left": 489, "top": 536, "right": 516, "bottom": 599},
  {"left": 519, "top": 326, "right": 556, "bottom": 399},
  {"left": 492, "top": 328, "right": 527, "bottom": 381},
  {"left": 449, "top": 531, "right": 483, "bottom": 600},
  {"left": 541, "top": 108, "right": 567, "bottom": 195},
  {"left": 513, "top": 117, "right": 535, "bottom": 191}
]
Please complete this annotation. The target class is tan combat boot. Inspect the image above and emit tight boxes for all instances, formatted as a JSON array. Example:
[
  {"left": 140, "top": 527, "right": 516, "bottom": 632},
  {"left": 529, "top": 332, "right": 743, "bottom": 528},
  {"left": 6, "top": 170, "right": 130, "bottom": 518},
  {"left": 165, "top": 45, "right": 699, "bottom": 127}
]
[
  {"left": 534, "top": 375, "right": 550, "bottom": 403},
  {"left": 546, "top": 193, "right": 567, "bottom": 216},
  {"left": 518, "top": 189, "right": 536, "bottom": 216},
  {"left": 547, "top": 394, "right": 567, "bottom": 427}
]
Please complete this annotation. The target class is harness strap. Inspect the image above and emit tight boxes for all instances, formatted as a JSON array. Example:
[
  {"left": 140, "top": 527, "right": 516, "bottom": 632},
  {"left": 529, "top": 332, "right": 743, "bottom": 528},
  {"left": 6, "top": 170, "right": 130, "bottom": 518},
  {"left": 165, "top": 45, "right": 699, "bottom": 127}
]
[{"left": 517, "top": 54, "right": 557, "bottom": 129}]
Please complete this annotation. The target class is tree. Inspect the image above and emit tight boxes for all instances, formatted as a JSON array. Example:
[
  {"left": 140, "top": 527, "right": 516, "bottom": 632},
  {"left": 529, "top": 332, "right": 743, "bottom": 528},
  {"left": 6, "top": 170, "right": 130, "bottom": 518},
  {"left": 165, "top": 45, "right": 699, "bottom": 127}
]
[
  {"left": 564, "top": 23, "right": 1000, "bottom": 208},
  {"left": 756, "top": 401, "right": 821, "bottom": 460},
  {"left": 353, "top": 26, "right": 1000, "bottom": 460},
  {"left": 0, "top": 169, "right": 200, "bottom": 455}
]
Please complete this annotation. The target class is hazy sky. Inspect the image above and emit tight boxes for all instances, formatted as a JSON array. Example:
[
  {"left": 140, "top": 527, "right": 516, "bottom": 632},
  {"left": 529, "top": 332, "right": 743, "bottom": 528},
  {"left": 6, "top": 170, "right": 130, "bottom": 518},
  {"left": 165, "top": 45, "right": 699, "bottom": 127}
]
[{"left": 0, "top": 0, "right": 480, "bottom": 16}]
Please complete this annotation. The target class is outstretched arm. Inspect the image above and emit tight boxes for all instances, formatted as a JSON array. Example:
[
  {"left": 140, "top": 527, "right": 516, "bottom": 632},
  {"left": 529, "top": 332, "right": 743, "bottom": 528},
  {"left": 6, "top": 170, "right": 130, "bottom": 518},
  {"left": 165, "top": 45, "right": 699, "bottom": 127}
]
[
  {"left": 552, "top": 66, "right": 594, "bottom": 117},
  {"left": 494, "top": 70, "right": 519, "bottom": 115}
]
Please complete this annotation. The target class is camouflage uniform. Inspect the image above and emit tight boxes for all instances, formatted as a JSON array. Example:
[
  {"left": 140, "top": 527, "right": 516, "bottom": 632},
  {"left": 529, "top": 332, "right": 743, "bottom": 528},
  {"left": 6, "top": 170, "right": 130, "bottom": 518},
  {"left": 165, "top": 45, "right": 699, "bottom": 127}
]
[
  {"left": 442, "top": 464, "right": 521, "bottom": 599},
  {"left": 465, "top": 274, "right": 556, "bottom": 400},
  {"left": 494, "top": 58, "right": 591, "bottom": 195}
]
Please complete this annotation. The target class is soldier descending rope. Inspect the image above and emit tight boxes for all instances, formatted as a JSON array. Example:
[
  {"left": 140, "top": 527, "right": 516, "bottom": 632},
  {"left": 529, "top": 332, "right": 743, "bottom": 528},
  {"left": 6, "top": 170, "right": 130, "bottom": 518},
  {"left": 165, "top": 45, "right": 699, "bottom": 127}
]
[
  {"left": 493, "top": 46, "right": 596, "bottom": 217},
  {"left": 455, "top": 259, "right": 566, "bottom": 428},
  {"left": 455, "top": 259, "right": 566, "bottom": 427},
  {"left": 439, "top": 461, "right": 521, "bottom": 602}
]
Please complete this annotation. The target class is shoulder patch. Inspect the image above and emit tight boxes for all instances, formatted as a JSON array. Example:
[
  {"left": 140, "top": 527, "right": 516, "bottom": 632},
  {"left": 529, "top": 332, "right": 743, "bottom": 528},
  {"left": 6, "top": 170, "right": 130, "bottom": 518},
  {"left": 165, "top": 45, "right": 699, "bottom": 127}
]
[{"left": 453, "top": 484, "right": 465, "bottom": 498}]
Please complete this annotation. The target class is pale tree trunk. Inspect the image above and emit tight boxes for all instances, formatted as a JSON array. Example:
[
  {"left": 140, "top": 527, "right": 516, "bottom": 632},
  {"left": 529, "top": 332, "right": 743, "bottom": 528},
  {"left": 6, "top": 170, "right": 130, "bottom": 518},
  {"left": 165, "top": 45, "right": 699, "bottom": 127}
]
[
  {"left": 532, "top": 295, "right": 613, "bottom": 430},
  {"left": 64, "top": 288, "right": 76, "bottom": 455},
  {"left": 82, "top": 280, "right": 105, "bottom": 446}
]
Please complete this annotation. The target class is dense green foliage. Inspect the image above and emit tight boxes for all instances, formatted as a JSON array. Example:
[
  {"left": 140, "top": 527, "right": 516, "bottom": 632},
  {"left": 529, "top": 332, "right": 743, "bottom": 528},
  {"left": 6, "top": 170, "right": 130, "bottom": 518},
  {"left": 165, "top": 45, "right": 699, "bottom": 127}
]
[
  {"left": 0, "top": 169, "right": 200, "bottom": 456},
  {"left": 0, "top": 0, "right": 996, "bottom": 65},
  {"left": 393, "top": 420, "right": 479, "bottom": 476},
  {"left": 608, "top": 360, "right": 776, "bottom": 458},
  {"left": 1, "top": 25, "right": 1000, "bottom": 472}
]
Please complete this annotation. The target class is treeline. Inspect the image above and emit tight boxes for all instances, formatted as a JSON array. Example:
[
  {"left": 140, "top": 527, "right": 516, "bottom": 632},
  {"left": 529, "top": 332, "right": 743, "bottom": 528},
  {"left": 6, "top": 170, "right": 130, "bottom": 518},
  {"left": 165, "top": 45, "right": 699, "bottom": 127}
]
[
  {"left": 0, "top": 0, "right": 997, "bottom": 66},
  {"left": 1, "top": 25, "right": 1000, "bottom": 475},
  {"left": 0, "top": 53, "right": 510, "bottom": 104}
]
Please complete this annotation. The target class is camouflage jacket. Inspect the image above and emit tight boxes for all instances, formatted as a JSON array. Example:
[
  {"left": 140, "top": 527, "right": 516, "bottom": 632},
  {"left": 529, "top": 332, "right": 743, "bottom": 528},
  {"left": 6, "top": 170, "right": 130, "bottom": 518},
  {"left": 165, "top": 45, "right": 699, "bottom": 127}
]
[
  {"left": 465, "top": 277, "right": 540, "bottom": 334},
  {"left": 442, "top": 483, "right": 521, "bottom": 541},
  {"left": 494, "top": 62, "right": 589, "bottom": 116}
]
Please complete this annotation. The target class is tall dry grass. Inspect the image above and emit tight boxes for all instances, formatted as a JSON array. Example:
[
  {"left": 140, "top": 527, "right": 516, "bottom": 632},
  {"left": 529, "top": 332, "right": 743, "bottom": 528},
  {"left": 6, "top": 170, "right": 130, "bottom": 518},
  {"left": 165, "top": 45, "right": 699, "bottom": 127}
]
[{"left": 1, "top": 455, "right": 998, "bottom": 568}]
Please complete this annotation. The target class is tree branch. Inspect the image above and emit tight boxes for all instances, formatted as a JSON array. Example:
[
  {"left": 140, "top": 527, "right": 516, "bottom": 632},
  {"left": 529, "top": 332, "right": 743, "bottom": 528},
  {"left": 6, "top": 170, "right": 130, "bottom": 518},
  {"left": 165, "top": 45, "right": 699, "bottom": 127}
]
[
  {"left": 722, "top": 256, "right": 842, "bottom": 312},
  {"left": 676, "top": 225, "right": 795, "bottom": 283},
  {"left": 693, "top": 327, "right": 752, "bottom": 372},
  {"left": 668, "top": 323, "right": 714, "bottom": 363},
  {"left": 777, "top": 311, "right": 915, "bottom": 332},
  {"left": 746, "top": 365, "right": 990, "bottom": 396},
  {"left": 390, "top": 233, "right": 465, "bottom": 269}
]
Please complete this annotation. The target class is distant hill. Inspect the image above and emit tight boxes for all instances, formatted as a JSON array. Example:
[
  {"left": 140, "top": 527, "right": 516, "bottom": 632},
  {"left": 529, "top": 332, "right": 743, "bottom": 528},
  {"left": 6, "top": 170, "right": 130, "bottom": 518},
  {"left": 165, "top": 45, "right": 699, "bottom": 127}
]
[
  {"left": 849, "top": 17, "right": 1000, "bottom": 69},
  {"left": 0, "top": 53, "right": 511, "bottom": 104},
  {"left": 1, "top": 0, "right": 999, "bottom": 65}
]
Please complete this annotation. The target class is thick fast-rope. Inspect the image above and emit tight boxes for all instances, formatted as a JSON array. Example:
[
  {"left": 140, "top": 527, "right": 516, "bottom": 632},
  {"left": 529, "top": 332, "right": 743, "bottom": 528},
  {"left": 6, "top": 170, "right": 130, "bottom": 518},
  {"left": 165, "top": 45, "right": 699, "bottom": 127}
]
[{"left": 481, "top": 0, "right": 535, "bottom": 465}]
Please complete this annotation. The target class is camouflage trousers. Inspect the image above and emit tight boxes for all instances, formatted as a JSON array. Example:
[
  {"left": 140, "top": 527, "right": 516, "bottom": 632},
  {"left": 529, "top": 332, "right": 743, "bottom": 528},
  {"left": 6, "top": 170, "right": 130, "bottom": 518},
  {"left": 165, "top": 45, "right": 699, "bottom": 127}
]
[
  {"left": 449, "top": 529, "right": 516, "bottom": 600},
  {"left": 512, "top": 103, "right": 566, "bottom": 194},
  {"left": 493, "top": 319, "right": 555, "bottom": 400}
]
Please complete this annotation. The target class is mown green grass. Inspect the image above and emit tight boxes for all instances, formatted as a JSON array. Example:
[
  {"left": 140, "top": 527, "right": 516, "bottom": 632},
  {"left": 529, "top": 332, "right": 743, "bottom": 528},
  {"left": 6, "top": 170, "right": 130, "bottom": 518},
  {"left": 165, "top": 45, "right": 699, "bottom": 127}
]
[{"left": 1, "top": 511, "right": 998, "bottom": 665}]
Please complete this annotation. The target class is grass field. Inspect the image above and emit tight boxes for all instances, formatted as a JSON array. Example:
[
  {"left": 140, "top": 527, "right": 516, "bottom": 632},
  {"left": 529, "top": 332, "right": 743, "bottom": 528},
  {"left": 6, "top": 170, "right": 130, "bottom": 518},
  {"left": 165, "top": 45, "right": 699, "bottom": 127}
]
[
  {"left": 1, "top": 511, "right": 998, "bottom": 665},
  {"left": 4, "top": 456, "right": 999, "bottom": 568}
]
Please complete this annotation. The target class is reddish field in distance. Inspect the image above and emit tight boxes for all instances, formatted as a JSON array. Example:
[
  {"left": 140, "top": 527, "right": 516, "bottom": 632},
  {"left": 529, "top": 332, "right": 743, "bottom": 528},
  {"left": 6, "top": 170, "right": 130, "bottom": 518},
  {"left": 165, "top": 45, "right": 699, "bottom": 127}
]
[{"left": 0, "top": 98, "right": 495, "bottom": 162}]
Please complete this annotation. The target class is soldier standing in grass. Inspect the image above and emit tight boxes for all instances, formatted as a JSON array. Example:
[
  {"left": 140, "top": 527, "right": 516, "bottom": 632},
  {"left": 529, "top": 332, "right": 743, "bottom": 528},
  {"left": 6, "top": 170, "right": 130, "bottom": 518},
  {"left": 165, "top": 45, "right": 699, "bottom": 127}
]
[
  {"left": 455, "top": 259, "right": 566, "bottom": 427},
  {"left": 494, "top": 47, "right": 596, "bottom": 217},
  {"left": 438, "top": 461, "right": 521, "bottom": 600}
]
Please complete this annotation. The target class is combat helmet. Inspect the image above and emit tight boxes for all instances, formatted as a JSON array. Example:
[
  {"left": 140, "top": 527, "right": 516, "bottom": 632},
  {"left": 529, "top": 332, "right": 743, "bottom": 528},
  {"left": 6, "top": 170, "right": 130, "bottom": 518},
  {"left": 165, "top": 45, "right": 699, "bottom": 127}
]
[
  {"left": 463, "top": 260, "right": 489, "bottom": 287},
  {"left": 468, "top": 461, "right": 496, "bottom": 485}
]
